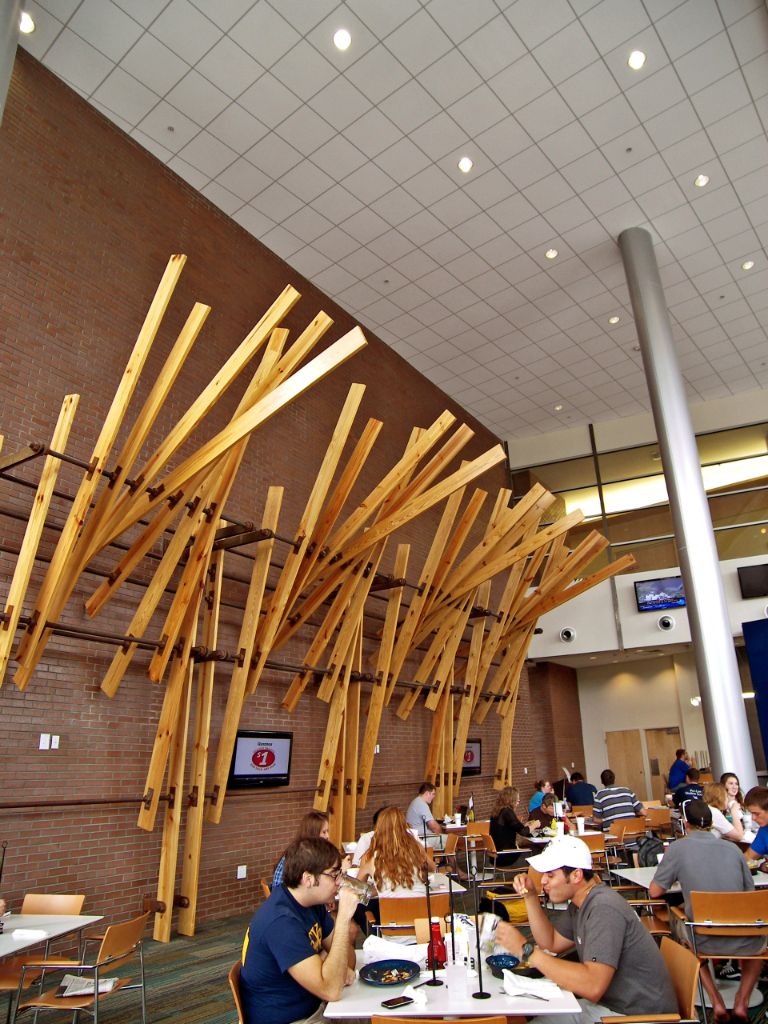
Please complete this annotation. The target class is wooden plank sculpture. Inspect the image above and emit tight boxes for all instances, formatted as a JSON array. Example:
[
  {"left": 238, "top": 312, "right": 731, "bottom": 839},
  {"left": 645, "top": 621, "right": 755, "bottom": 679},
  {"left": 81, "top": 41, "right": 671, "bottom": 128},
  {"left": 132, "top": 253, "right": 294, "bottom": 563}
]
[{"left": 0, "top": 253, "right": 637, "bottom": 942}]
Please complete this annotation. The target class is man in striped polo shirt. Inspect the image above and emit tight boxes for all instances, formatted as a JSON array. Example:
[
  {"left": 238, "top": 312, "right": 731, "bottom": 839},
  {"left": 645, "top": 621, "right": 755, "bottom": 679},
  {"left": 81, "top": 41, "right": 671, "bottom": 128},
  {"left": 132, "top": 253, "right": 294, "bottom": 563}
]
[{"left": 593, "top": 769, "right": 644, "bottom": 828}]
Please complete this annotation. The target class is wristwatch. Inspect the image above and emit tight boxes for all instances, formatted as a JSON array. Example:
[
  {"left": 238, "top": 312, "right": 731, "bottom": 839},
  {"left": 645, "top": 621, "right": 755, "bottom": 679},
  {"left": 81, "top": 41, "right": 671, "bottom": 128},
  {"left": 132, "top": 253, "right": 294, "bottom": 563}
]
[{"left": 521, "top": 940, "right": 535, "bottom": 963}]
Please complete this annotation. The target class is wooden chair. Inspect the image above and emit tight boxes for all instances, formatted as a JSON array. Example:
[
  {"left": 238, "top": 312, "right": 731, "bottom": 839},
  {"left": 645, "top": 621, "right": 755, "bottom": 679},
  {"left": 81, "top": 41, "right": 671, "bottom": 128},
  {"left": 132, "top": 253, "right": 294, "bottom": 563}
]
[
  {"left": 11, "top": 911, "right": 150, "bottom": 1024},
  {"left": 0, "top": 893, "right": 87, "bottom": 1016},
  {"left": 570, "top": 804, "right": 594, "bottom": 816},
  {"left": 432, "top": 831, "right": 459, "bottom": 871},
  {"left": 481, "top": 832, "right": 528, "bottom": 883},
  {"left": 377, "top": 893, "right": 450, "bottom": 936},
  {"left": 608, "top": 818, "right": 647, "bottom": 866},
  {"left": 601, "top": 936, "right": 699, "bottom": 1022},
  {"left": 482, "top": 867, "right": 545, "bottom": 923},
  {"left": 414, "top": 916, "right": 446, "bottom": 943},
  {"left": 645, "top": 806, "right": 674, "bottom": 839},
  {"left": 685, "top": 890, "right": 768, "bottom": 1014},
  {"left": 228, "top": 961, "right": 244, "bottom": 1024},
  {"left": 465, "top": 819, "right": 490, "bottom": 835},
  {"left": 260, "top": 878, "right": 271, "bottom": 900}
]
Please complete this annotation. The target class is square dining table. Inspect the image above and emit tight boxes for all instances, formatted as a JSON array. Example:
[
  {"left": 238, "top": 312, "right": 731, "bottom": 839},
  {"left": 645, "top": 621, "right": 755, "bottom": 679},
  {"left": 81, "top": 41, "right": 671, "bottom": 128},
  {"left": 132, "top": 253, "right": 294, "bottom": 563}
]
[
  {"left": 325, "top": 950, "right": 580, "bottom": 1018},
  {"left": 0, "top": 913, "right": 103, "bottom": 959}
]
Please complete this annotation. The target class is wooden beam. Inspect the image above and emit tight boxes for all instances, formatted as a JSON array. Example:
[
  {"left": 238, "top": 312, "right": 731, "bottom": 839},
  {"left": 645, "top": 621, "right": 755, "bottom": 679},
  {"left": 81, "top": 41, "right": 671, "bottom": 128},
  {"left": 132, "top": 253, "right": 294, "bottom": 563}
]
[{"left": 0, "top": 393, "right": 79, "bottom": 687}]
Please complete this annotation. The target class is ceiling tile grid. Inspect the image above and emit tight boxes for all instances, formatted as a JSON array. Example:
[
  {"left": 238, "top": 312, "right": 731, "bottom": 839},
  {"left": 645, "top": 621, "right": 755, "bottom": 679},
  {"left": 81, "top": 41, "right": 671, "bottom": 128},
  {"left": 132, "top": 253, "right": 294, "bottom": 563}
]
[{"left": 18, "top": 0, "right": 768, "bottom": 439}]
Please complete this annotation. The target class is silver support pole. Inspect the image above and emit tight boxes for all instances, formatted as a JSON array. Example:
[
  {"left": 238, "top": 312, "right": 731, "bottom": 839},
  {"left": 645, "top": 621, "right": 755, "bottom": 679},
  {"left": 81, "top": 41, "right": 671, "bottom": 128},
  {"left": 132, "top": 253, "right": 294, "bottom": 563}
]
[
  {"left": 618, "top": 226, "right": 757, "bottom": 788},
  {"left": 0, "top": 0, "right": 22, "bottom": 125}
]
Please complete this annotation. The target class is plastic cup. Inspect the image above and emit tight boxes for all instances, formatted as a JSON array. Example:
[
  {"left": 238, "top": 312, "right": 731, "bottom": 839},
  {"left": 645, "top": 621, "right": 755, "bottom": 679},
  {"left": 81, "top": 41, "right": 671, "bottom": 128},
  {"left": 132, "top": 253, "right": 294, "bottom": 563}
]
[
  {"left": 454, "top": 812, "right": 462, "bottom": 826},
  {"left": 555, "top": 821, "right": 565, "bottom": 837},
  {"left": 576, "top": 816, "right": 586, "bottom": 835}
]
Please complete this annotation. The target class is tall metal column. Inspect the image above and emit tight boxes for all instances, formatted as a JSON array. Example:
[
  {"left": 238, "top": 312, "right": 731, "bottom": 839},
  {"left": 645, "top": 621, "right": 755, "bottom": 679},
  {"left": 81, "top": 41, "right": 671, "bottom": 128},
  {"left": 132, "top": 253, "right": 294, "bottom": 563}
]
[
  {"left": 0, "top": 0, "right": 22, "bottom": 125},
  {"left": 618, "top": 226, "right": 756, "bottom": 788}
]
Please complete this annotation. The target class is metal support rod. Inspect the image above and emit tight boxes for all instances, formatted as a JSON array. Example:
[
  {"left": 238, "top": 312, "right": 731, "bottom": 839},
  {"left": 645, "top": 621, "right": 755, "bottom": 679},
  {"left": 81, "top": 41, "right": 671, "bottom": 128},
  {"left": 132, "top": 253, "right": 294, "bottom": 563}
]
[{"left": 619, "top": 225, "right": 757, "bottom": 788}]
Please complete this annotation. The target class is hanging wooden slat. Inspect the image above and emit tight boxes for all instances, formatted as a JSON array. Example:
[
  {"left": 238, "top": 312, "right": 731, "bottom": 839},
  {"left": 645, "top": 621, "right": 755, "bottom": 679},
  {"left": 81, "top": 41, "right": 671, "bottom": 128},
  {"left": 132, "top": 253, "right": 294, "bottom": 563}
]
[
  {"left": 0, "top": 393, "right": 79, "bottom": 687},
  {"left": 178, "top": 549, "right": 224, "bottom": 936},
  {"left": 206, "top": 487, "right": 283, "bottom": 825}
]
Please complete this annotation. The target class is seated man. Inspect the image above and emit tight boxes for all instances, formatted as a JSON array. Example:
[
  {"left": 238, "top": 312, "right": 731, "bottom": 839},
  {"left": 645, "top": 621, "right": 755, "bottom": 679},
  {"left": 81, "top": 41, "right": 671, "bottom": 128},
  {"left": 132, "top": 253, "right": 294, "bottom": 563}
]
[
  {"left": 743, "top": 785, "right": 768, "bottom": 865},
  {"left": 565, "top": 771, "right": 597, "bottom": 807},
  {"left": 240, "top": 837, "right": 357, "bottom": 1024},
  {"left": 650, "top": 800, "right": 764, "bottom": 1023},
  {"left": 405, "top": 781, "right": 444, "bottom": 849},
  {"left": 668, "top": 748, "right": 692, "bottom": 790},
  {"left": 496, "top": 836, "right": 676, "bottom": 1024},
  {"left": 671, "top": 766, "right": 704, "bottom": 809},
  {"left": 592, "top": 769, "right": 644, "bottom": 829}
]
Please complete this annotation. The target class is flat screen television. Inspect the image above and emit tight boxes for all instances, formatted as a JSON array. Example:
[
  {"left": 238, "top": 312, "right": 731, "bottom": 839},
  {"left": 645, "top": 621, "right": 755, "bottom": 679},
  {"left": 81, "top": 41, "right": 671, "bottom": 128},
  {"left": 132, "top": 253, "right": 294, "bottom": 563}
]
[
  {"left": 737, "top": 563, "right": 768, "bottom": 600},
  {"left": 634, "top": 576, "right": 686, "bottom": 612},
  {"left": 462, "top": 738, "right": 481, "bottom": 776},
  {"left": 228, "top": 730, "right": 293, "bottom": 789}
]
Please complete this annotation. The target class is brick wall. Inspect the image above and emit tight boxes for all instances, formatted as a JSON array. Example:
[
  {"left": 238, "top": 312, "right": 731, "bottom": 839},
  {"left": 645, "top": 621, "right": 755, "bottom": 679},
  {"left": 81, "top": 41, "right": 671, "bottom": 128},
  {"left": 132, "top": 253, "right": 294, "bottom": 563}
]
[{"left": 0, "top": 52, "right": 583, "bottom": 930}]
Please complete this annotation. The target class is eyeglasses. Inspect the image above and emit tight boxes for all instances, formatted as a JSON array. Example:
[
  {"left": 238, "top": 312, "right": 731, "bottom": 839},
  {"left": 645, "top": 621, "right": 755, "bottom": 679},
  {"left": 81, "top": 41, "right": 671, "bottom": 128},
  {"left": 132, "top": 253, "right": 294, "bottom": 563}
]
[{"left": 320, "top": 869, "right": 342, "bottom": 882}]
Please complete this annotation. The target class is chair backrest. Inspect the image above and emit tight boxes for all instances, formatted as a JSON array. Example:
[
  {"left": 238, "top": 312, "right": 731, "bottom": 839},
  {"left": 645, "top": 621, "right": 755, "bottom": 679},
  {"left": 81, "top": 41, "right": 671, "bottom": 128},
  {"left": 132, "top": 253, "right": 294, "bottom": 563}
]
[
  {"left": 465, "top": 819, "right": 490, "bottom": 835},
  {"left": 645, "top": 806, "right": 672, "bottom": 826},
  {"left": 581, "top": 833, "right": 606, "bottom": 854},
  {"left": 21, "top": 893, "right": 86, "bottom": 915},
  {"left": 689, "top": 890, "right": 768, "bottom": 937},
  {"left": 97, "top": 911, "right": 150, "bottom": 970},
  {"left": 442, "top": 832, "right": 459, "bottom": 856},
  {"left": 260, "top": 878, "right": 271, "bottom": 900},
  {"left": 660, "top": 936, "right": 700, "bottom": 1017},
  {"left": 570, "top": 804, "right": 593, "bottom": 816},
  {"left": 378, "top": 892, "right": 450, "bottom": 932},
  {"left": 229, "top": 961, "right": 245, "bottom": 1024},
  {"left": 372, "top": 1016, "right": 507, "bottom": 1024},
  {"left": 612, "top": 817, "right": 646, "bottom": 841},
  {"left": 414, "top": 916, "right": 446, "bottom": 943}
]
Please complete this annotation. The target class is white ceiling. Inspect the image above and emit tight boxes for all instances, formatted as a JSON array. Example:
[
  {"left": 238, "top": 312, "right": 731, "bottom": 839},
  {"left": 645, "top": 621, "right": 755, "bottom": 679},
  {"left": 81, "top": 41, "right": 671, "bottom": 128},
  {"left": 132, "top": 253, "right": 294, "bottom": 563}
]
[{"left": 18, "top": 0, "right": 768, "bottom": 442}]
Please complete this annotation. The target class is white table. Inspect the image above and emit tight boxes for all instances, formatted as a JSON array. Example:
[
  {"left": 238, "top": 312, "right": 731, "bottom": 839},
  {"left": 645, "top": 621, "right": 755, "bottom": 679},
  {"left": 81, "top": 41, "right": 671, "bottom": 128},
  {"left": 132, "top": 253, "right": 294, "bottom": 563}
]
[
  {"left": 325, "top": 951, "right": 580, "bottom": 1018},
  {"left": 0, "top": 914, "right": 103, "bottom": 959},
  {"left": 611, "top": 866, "right": 768, "bottom": 890}
]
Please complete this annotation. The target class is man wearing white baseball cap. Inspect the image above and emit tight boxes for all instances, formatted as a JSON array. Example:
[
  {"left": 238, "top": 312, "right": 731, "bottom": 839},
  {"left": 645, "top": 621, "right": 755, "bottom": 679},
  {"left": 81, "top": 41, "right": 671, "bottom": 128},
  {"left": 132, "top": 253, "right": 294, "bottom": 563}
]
[{"left": 496, "top": 836, "right": 676, "bottom": 1024}]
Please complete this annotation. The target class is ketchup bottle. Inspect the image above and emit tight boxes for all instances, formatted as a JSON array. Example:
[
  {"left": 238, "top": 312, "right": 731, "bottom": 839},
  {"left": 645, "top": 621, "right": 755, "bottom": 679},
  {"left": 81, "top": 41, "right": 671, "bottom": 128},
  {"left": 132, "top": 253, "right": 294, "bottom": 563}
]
[{"left": 427, "top": 917, "right": 447, "bottom": 968}]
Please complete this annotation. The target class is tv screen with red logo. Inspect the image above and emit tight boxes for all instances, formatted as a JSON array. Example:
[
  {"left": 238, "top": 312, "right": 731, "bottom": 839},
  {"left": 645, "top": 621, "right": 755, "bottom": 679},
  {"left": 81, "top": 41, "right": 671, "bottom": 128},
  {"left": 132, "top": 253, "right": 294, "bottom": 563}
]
[
  {"left": 462, "top": 738, "right": 481, "bottom": 776},
  {"left": 228, "top": 730, "right": 293, "bottom": 788}
]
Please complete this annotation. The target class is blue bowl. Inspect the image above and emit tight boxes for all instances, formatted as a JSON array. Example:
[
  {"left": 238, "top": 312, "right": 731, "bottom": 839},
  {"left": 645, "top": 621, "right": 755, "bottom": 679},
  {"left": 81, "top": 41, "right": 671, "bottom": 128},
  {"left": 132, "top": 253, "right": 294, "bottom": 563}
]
[{"left": 486, "top": 953, "right": 520, "bottom": 978}]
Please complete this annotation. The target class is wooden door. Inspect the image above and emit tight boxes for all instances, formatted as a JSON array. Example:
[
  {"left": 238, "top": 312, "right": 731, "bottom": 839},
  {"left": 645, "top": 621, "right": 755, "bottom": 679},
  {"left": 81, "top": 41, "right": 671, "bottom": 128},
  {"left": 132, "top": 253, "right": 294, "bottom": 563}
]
[
  {"left": 605, "top": 729, "right": 647, "bottom": 801},
  {"left": 645, "top": 725, "right": 682, "bottom": 801}
]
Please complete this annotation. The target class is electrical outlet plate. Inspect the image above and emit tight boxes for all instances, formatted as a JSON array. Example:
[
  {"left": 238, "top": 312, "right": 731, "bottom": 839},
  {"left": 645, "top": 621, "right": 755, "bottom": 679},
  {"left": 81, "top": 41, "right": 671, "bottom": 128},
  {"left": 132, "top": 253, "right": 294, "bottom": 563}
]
[
  {"left": 39, "top": 733, "right": 50, "bottom": 750},
  {"left": 236, "top": 865, "right": 247, "bottom": 880},
  {"left": 51, "top": 735, "right": 60, "bottom": 749}
]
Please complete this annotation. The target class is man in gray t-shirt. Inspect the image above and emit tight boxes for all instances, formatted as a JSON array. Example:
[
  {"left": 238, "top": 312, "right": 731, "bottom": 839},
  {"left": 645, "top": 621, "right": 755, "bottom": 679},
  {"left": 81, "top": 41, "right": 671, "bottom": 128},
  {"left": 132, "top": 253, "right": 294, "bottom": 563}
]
[
  {"left": 496, "top": 835, "right": 676, "bottom": 1024},
  {"left": 650, "top": 800, "right": 764, "bottom": 1022},
  {"left": 405, "top": 782, "right": 444, "bottom": 848}
]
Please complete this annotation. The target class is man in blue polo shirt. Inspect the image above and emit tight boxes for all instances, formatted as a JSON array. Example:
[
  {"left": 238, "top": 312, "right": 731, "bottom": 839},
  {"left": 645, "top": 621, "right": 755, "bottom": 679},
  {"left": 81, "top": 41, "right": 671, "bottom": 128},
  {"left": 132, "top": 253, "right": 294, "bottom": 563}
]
[
  {"left": 668, "top": 748, "right": 691, "bottom": 790},
  {"left": 240, "top": 836, "right": 357, "bottom": 1024},
  {"left": 744, "top": 786, "right": 768, "bottom": 862}
]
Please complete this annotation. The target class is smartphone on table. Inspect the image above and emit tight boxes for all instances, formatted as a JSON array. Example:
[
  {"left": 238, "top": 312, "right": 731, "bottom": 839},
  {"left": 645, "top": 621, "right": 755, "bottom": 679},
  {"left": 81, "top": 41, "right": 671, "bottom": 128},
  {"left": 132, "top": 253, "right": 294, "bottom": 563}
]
[{"left": 381, "top": 995, "right": 414, "bottom": 1008}]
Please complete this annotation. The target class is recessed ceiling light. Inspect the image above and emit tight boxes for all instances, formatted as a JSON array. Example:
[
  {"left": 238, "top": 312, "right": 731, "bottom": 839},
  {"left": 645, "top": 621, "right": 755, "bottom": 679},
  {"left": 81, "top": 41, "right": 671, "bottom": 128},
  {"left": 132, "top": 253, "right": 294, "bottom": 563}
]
[
  {"left": 545, "top": 248, "right": 558, "bottom": 260},
  {"left": 333, "top": 28, "right": 351, "bottom": 50},
  {"left": 694, "top": 173, "right": 710, "bottom": 188},
  {"left": 19, "top": 11, "right": 35, "bottom": 33},
  {"left": 458, "top": 156, "right": 473, "bottom": 174},
  {"left": 741, "top": 259, "right": 755, "bottom": 271},
  {"left": 628, "top": 50, "right": 646, "bottom": 70},
  {"left": 608, "top": 315, "right": 620, "bottom": 325},
  {"left": 554, "top": 403, "right": 564, "bottom": 412}
]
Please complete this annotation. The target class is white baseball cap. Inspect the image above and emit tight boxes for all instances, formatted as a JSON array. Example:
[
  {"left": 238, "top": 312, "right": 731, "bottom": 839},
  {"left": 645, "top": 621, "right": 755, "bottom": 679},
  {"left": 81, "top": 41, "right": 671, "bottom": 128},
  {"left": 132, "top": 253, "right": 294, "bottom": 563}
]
[{"left": 527, "top": 836, "right": 592, "bottom": 872}]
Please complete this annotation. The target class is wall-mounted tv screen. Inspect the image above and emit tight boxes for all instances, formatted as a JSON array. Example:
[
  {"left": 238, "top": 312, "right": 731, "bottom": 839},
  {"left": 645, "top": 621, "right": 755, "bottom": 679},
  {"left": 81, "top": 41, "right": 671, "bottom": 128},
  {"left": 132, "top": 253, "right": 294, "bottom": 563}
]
[
  {"left": 228, "top": 730, "right": 292, "bottom": 789},
  {"left": 462, "top": 738, "right": 481, "bottom": 776},
  {"left": 738, "top": 563, "right": 768, "bottom": 600},
  {"left": 634, "top": 576, "right": 686, "bottom": 612}
]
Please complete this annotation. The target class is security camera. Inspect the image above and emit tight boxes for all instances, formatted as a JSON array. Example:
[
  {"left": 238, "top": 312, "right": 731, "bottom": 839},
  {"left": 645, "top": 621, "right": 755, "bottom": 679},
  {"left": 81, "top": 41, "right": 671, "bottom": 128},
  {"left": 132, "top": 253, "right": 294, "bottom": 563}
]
[
  {"left": 559, "top": 627, "right": 577, "bottom": 643},
  {"left": 657, "top": 614, "right": 675, "bottom": 631}
]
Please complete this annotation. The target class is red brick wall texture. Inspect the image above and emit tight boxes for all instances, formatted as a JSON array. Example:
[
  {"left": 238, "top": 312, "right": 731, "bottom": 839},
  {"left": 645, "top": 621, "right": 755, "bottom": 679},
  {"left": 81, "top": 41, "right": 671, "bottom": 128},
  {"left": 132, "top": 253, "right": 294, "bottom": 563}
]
[{"left": 0, "top": 52, "right": 584, "bottom": 928}]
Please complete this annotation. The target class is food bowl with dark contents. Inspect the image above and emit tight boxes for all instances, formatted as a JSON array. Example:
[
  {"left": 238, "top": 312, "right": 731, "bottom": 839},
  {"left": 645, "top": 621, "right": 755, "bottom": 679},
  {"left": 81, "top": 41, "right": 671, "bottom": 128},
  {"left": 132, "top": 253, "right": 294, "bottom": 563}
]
[{"left": 359, "top": 959, "right": 420, "bottom": 986}]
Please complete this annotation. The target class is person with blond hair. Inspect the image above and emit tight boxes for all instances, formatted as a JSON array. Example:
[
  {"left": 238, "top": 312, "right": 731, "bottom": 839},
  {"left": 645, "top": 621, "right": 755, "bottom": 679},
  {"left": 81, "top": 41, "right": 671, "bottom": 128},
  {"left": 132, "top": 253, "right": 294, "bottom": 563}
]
[
  {"left": 357, "top": 806, "right": 430, "bottom": 896},
  {"left": 704, "top": 781, "right": 744, "bottom": 843}
]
